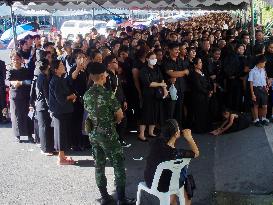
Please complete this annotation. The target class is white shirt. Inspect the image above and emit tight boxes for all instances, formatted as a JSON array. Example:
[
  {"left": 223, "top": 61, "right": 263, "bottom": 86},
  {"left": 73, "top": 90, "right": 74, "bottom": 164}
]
[{"left": 248, "top": 66, "right": 267, "bottom": 87}]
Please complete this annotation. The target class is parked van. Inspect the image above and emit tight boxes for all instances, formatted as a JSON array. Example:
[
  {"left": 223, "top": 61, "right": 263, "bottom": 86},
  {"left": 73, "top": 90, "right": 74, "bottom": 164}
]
[{"left": 60, "top": 20, "right": 108, "bottom": 40}]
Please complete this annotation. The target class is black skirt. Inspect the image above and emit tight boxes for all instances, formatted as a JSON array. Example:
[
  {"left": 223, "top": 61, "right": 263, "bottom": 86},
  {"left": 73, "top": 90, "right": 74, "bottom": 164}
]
[
  {"left": 53, "top": 113, "right": 72, "bottom": 151},
  {"left": 37, "top": 110, "right": 54, "bottom": 152},
  {"left": 10, "top": 97, "right": 31, "bottom": 137},
  {"left": 140, "top": 95, "right": 163, "bottom": 125}
]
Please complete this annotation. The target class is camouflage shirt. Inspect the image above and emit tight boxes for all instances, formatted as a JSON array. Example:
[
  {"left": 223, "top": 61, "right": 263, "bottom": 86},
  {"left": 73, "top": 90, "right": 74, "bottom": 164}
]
[{"left": 83, "top": 84, "right": 121, "bottom": 132}]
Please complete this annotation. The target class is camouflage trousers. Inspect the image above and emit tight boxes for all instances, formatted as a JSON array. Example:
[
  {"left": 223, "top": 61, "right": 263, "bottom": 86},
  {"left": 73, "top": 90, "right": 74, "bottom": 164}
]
[{"left": 90, "top": 130, "right": 126, "bottom": 188}]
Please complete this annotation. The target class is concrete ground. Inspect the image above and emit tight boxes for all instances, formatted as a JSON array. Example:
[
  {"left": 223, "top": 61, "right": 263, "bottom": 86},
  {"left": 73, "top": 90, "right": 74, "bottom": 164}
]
[{"left": 1, "top": 122, "right": 273, "bottom": 205}]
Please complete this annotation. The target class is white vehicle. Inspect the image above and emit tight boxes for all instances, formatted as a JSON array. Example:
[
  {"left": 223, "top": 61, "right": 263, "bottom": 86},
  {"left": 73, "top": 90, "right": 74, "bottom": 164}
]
[{"left": 60, "top": 20, "right": 107, "bottom": 40}]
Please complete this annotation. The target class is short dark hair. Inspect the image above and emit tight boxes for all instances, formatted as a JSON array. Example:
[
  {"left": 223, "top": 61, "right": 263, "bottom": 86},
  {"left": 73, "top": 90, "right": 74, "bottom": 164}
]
[
  {"left": 104, "top": 55, "right": 116, "bottom": 67},
  {"left": 168, "top": 42, "right": 179, "bottom": 50},
  {"left": 255, "top": 54, "right": 266, "bottom": 65},
  {"left": 118, "top": 46, "right": 129, "bottom": 56}
]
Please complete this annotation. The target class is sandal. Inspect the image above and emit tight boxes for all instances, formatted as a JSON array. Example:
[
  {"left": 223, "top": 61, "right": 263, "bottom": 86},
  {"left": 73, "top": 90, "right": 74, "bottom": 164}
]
[{"left": 57, "top": 158, "right": 75, "bottom": 165}]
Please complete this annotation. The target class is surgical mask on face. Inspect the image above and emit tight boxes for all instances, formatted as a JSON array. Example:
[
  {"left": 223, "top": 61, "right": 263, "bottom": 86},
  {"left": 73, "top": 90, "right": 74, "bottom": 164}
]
[{"left": 148, "top": 59, "right": 157, "bottom": 66}]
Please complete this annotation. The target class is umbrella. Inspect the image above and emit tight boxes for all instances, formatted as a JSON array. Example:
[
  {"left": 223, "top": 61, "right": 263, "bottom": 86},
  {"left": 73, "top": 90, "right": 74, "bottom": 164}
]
[
  {"left": 7, "top": 31, "right": 38, "bottom": 49},
  {"left": 0, "top": 23, "right": 33, "bottom": 41}
]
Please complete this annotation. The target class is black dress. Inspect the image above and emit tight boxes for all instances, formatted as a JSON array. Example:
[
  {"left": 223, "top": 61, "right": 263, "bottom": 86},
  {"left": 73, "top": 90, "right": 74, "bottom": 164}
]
[
  {"left": 225, "top": 113, "right": 250, "bottom": 133},
  {"left": 139, "top": 65, "right": 164, "bottom": 125},
  {"left": 49, "top": 75, "right": 73, "bottom": 151},
  {"left": 36, "top": 73, "right": 54, "bottom": 153},
  {"left": 144, "top": 138, "right": 195, "bottom": 192},
  {"left": 7, "top": 67, "right": 32, "bottom": 138},
  {"left": 190, "top": 71, "right": 211, "bottom": 133}
]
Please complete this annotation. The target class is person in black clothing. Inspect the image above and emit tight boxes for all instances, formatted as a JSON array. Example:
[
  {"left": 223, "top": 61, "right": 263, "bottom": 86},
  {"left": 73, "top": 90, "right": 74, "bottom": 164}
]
[
  {"left": 104, "top": 55, "right": 130, "bottom": 147},
  {"left": 0, "top": 59, "right": 7, "bottom": 123},
  {"left": 190, "top": 58, "right": 212, "bottom": 133},
  {"left": 131, "top": 47, "right": 149, "bottom": 123},
  {"left": 36, "top": 59, "right": 54, "bottom": 155},
  {"left": 138, "top": 52, "right": 168, "bottom": 141},
  {"left": 49, "top": 60, "right": 77, "bottom": 165},
  {"left": 162, "top": 43, "right": 189, "bottom": 128},
  {"left": 207, "top": 48, "right": 224, "bottom": 122},
  {"left": 265, "top": 42, "right": 273, "bottom": 121},
  {"left": 210, "top": 109, "right": 250, "bottom": 136},
  {"left": 222, "top": 43, "right": 245, "bottom": 112},
  {"left": 144, "top": 119, "right": 199, "bottom": 205},
  {"left": 197, "top": 40, "right": 211, "bottom": 76},
  {"left": 69, "top": 50, "right": 89, "bottom": 151},
  {"left": 6, "top": 51, "right": 34, "bottom": 143}
]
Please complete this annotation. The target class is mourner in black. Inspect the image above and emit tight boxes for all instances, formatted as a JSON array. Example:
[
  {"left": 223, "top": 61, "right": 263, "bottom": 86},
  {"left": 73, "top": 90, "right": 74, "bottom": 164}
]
[
  {"left": 190, "top": 58, "right": 212, "bottom": 133},
  {"left": 144, "top": 119, "right": 199, "bottom": 205},
  {"left": 104, "top": 55, "right": 130, "bottom": 147},
  {"left": 49, "top": 60, "right": 77, "bottom": 165},
  {"left": 6, "top": 52, "right": 33, "bottom": 142},
  {"left": 138, "top": 52, "right": 167, "bottom": 141},
  {"left": 36, "top": 59, "right": 54, "bottom": 155},
  {"left": 0, "top": 59, "right": 7, "bottom": 123},
  {"left": 162, "top": 43, "right": 189, "bottom": 128},
  {"left": 69, "top": 50, "right": 89, "bottom": 150}
]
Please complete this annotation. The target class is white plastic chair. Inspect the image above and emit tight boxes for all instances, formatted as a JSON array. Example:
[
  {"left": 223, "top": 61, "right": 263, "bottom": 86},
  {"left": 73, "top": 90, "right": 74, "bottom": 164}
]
[{"left": 136, "top": 158, "right": 191, "bottom": 205}]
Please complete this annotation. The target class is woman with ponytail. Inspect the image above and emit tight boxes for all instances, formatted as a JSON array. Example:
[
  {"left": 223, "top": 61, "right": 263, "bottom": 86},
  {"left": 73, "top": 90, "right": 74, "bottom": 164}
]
[
  {"left": 144, "top": 119, "right": 199, "bottom": 205},
  {"left": 36, "top": 58, "right": 54, "bottom": 155}
]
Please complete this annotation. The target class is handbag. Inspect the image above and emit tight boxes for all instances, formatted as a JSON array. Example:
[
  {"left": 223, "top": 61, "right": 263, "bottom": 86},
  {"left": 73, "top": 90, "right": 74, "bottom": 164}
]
[{"left": 184, "top": 174, "right": 196, "bottom": 199}]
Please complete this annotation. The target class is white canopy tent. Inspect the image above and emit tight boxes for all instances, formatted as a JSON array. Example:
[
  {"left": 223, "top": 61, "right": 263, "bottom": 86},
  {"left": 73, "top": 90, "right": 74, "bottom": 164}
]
[{"left": 9, "top": 0, "right": 251, "bottom": 10}]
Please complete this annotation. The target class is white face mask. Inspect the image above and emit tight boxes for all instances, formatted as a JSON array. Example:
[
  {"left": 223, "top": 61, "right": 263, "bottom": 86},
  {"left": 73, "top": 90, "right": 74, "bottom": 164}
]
[{"left": 148, "top": 59, "right": 157, "bottom": 66}]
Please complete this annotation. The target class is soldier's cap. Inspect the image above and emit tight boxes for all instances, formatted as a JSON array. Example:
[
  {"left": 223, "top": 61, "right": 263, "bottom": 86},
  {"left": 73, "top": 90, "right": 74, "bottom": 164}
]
[{"left": 87, "top": 62, "right": 107, "bottom": 75}]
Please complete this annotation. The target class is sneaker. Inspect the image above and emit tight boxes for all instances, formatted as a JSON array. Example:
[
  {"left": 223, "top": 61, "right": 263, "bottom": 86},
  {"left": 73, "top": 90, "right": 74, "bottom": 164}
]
[
  {"left": 261, "top": 120, "right": 270, "bottom": 126},
  {"left": 254, "top": 121, "right": 263, "bottom": 127},
  {"left": 120, "top": 140, "right": 132, "bottom": 148},
  {"left": 117, "top": 197, "right": 136, "bottom": 205}
]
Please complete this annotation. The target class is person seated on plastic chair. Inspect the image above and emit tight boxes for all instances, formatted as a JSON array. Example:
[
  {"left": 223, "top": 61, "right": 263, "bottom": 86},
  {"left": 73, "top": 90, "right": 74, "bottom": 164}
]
[{"left": 144, "top": 119, "right": 199, "bottom": 205}]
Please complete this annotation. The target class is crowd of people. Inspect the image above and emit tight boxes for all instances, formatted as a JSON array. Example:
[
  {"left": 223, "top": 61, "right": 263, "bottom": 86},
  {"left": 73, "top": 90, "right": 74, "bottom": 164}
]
[{"left": 0, "top": 12, "right": 273, "bottom": 205}]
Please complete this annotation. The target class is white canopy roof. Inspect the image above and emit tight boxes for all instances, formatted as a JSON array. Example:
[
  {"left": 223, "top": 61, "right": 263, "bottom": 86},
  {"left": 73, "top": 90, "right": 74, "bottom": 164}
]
[{"left": 7, "top": 0, "right": 252, "bottom": 10}]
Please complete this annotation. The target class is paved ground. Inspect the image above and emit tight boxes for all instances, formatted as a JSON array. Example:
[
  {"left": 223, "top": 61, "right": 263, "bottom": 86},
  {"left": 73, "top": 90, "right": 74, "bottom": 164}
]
[{"left": 1, "top": 122, "right": 273, "bottom": 205}]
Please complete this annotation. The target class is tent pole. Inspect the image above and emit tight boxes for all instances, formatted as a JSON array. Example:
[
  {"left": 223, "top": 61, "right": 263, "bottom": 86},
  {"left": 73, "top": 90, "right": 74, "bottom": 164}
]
[
  {"left": 92, "top": 8, "right": 95, "bottom": 27},
  {"left": 250, "top": 0, "right": 255, "bottom": 46},
  {"left": 9, "top": 3, "right": 17, "bottom": 50}
]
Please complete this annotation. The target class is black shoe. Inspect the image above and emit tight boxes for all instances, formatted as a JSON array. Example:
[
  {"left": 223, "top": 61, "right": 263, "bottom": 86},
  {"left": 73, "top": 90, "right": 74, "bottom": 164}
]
[
  {"left": 15, "top": 136, "right": 21, "bottom": 143},
  {"left": 261, "top": 120, "right": 270, "bottom": 126},
  {"left": 28, "top": 137, "right": 35, "bottom": 144},
  {"left": 101, "top": 195, "right": 116, "bottom": 205},
  {"left": 254, "top": 121, "right": 262, "bottom": 127},
  {"left": 117, "top": 197, "right": 136, "bottom": 205}
]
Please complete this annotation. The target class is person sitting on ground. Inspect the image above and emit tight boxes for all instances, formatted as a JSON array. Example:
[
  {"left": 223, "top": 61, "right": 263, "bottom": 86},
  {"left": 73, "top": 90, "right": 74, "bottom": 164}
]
[
  {"left": 144, "top": 119, "right": 199, "bottom": 205},
  {"left": 210, "top": 109, "right": 251, "bottom": 136}
]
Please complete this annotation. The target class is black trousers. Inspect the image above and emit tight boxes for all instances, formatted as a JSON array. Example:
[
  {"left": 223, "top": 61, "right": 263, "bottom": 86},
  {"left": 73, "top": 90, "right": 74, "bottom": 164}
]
[
  {"left": 37, "top": 110, "right": 54, "bottom": 152},
  {"left": 226, "top": 79, "right": 243, "bottom": 112},
  {"left": 116, "top": 116, "right": 127, "bottom": 142},
  {"left": 71, "top": 101, "right": 84, "bottom": 148},
  {"left": 164, "top": 94, "right": 184, "bottom": 128}
]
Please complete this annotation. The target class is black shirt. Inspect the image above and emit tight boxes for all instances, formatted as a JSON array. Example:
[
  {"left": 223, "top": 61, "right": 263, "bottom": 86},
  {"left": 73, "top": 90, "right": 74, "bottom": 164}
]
[
  {"left": 144, "top": 138, "right": 195, "bottom": 192},
  {"left": 105, "top": 70, "right": 126, "bottom": 105},
  {"left": 162, "top": 56, "right": 188, "bottom": 95},
  {"left": 36, "top": 73, "right": 50, "bottom": 112},
  {"left": 140, "top": 65, "right": 163, "bottom": 98},
  {"left": 68, "top": 66, "right": 88, "bottom": 102},
  {"left": 49, "top": 75, "right": 73, "bottom": 115}
]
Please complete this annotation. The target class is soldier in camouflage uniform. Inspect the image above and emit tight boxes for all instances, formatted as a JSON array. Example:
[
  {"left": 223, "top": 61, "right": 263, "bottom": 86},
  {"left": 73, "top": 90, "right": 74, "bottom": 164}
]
[{"left": 83, "top": 62, "right": 135, "bottom": 205}]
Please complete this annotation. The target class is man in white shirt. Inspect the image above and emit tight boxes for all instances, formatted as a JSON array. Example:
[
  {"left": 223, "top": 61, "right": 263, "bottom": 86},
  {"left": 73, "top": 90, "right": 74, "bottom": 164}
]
[{"left": 248, "top": 54, "right": 269, "bottom": 127}]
